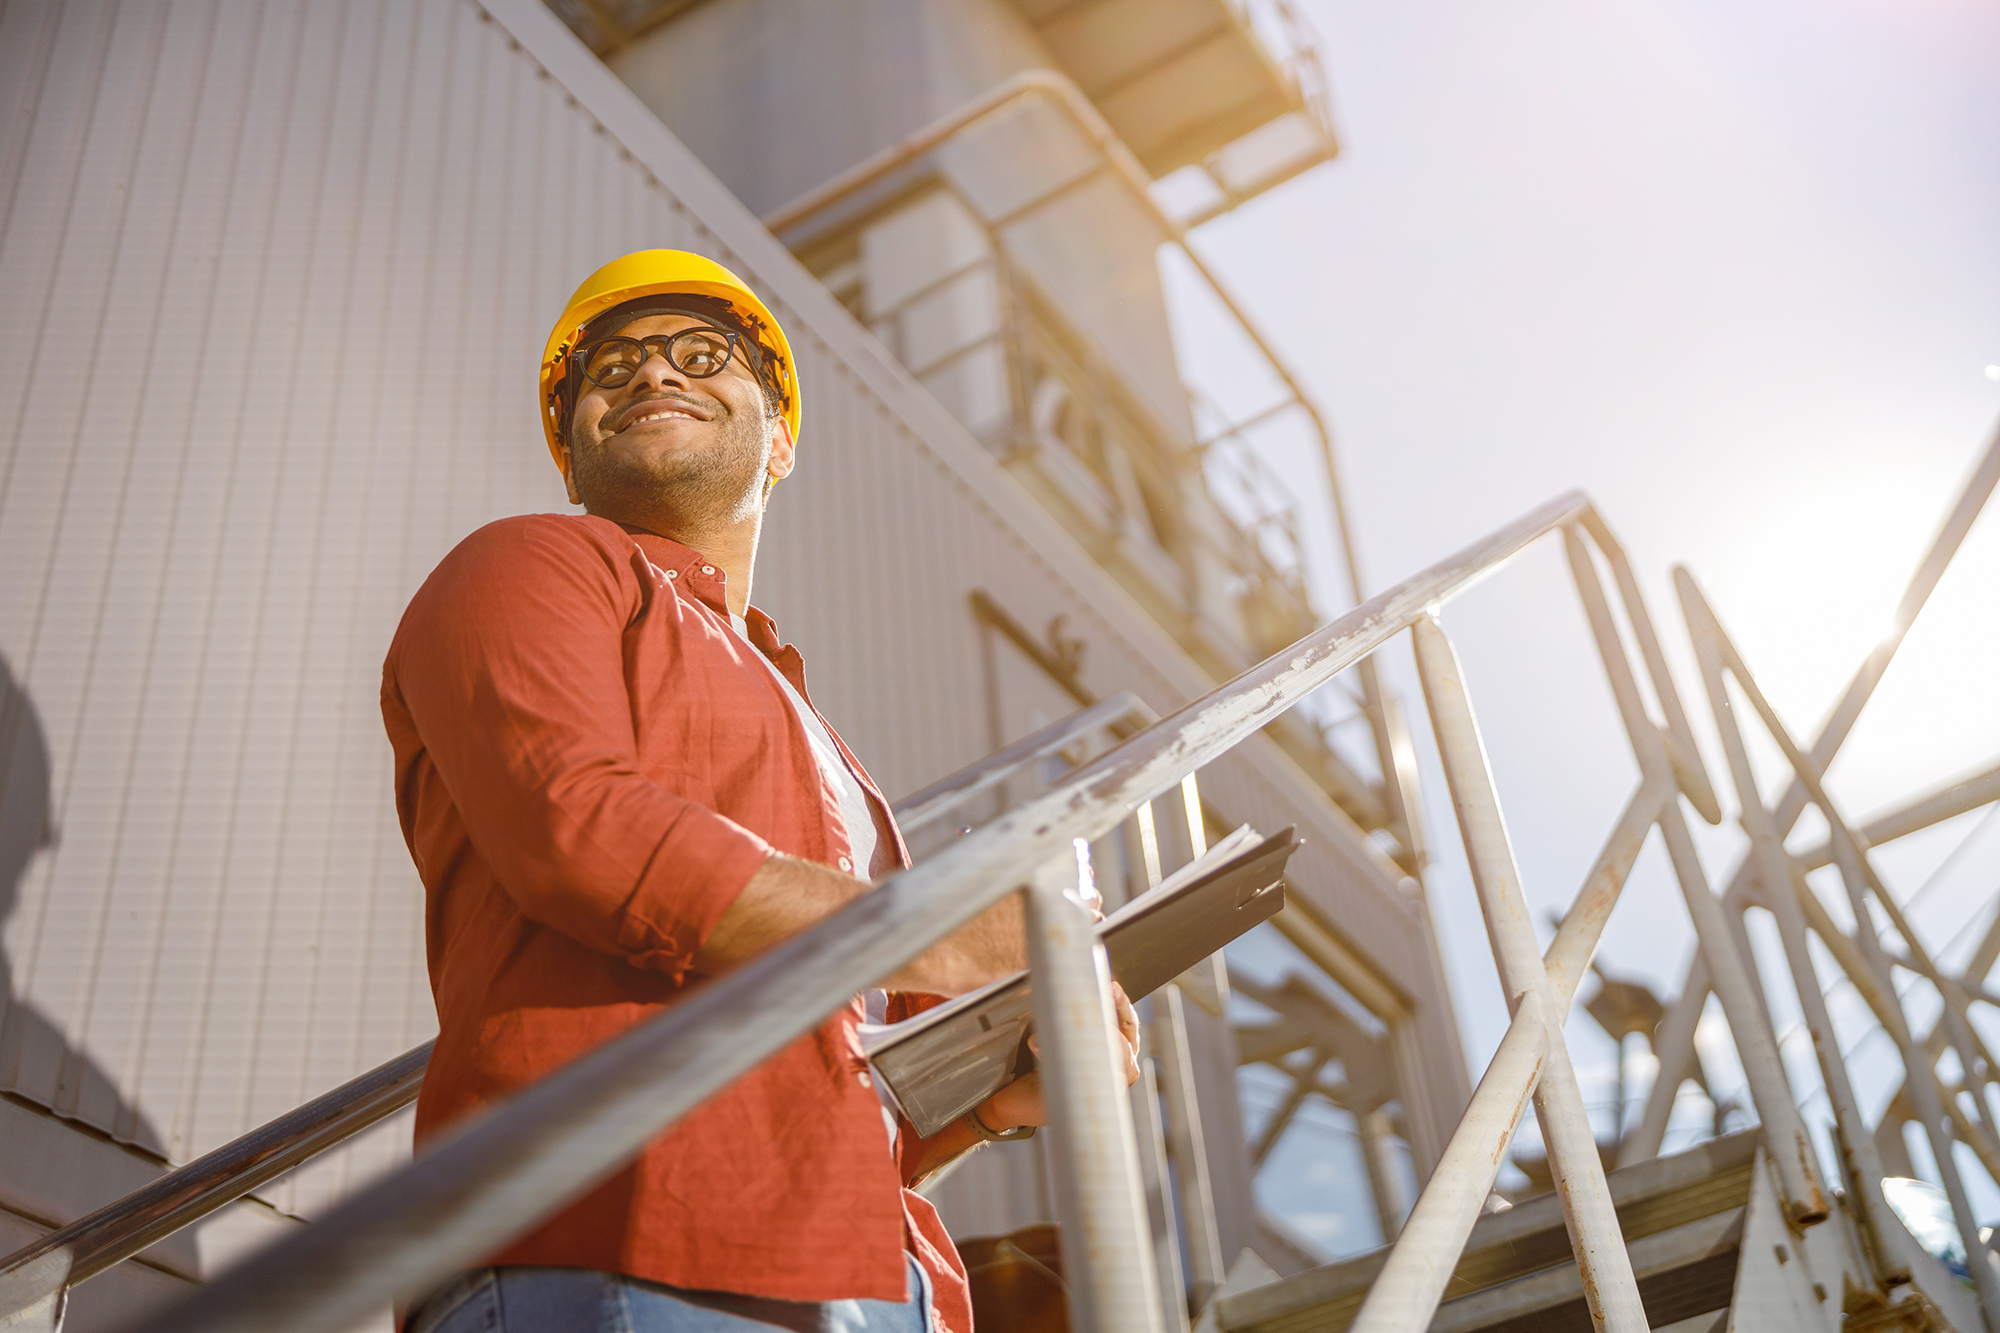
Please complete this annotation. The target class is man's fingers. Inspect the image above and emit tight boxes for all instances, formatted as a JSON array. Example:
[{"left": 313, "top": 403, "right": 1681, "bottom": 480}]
[{"left": 1110, "top": 983, "right": 1141, "bottom": 1085}]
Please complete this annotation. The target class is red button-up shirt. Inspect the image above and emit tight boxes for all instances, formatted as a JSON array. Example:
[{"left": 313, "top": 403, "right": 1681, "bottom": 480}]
[{"left": 381, "top": 513, "right": 969, "bottom": 1331}]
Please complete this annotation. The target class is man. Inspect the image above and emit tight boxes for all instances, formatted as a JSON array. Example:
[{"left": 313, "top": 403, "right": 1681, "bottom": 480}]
[{"left": 382, "top": 250, "right": 1137, "bottom": 1333}]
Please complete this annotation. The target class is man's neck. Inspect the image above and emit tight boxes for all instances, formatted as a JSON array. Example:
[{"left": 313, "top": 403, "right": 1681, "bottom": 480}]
[{"left": 602, "top": 505, "right": 761, "bottom": 616}]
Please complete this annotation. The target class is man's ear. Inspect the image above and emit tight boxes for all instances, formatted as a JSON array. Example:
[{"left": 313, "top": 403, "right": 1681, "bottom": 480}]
[
  {"left": 559, "top": 443, "right": 583, "bottom": 506},
  {"left": 766, "top": 416, "right": 796, "bottom": 485}
]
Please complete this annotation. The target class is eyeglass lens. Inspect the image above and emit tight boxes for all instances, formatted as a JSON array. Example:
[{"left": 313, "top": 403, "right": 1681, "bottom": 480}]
[{"left": 583, "top": 329, "right": 735, "bottom": 387}]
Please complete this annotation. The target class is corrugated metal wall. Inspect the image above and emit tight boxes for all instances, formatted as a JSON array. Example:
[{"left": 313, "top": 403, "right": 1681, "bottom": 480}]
[{"left": 0, "top": 0, "right": 1460, "bottom": 1239}]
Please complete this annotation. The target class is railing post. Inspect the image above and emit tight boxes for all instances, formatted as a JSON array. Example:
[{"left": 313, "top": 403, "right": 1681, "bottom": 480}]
[
  {"left": 1132, "top": 1059, "right": 1192, "bottom": 1333},
  {"left": 1412, "top": 615, "right": 1650, "bottom": 1333},
  {"left": 1025, "top": 855, "right": 1164, "bottom": 1333},
  {"left": 1153, "top": 984, "right": 1228, "bottom": 1307}
]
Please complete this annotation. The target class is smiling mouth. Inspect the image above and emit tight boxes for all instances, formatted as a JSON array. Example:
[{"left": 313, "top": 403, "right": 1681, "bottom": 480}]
[{"left": 617, "top": 404, "right": 705, "bottom": 431}]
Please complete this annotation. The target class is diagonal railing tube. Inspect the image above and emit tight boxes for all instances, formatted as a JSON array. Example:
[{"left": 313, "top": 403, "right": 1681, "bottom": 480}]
[
  {"left": 0, "top": 1044, "right": 431, "bottom": 1318},
  {"left": 1349, "top": 992, "right": 1550, "bottom": 1333},
  {"left": 112, "top": 493, "right": 1593, "bottom": 1333},
  {"left": 1412, "top": 615, "right": 1649, "bottom": 1331}
]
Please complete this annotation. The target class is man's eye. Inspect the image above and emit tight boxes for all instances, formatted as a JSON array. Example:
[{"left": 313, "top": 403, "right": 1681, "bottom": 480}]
[{"left": 673, "top": 333, "right": 730, "bottom": 375}]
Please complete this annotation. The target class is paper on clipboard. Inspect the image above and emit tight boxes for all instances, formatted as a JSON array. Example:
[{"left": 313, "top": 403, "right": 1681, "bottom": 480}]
[{"left": 860, "top": 823, "right": 1296, "bottom": 1137}]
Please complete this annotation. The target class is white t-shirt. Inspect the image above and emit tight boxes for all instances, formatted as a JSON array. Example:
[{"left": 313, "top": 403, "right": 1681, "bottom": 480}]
[
  {"left": 728, "top": 614, "right": 904, "bottom": 1151},
  {"left": 728, "top": 614, "right": 890, "bottom": 877}
]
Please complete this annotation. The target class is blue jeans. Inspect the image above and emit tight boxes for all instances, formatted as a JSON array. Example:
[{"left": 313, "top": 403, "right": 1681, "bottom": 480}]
[{"left": 408, "top": 1256, "right": 933, "bottom": 1333}]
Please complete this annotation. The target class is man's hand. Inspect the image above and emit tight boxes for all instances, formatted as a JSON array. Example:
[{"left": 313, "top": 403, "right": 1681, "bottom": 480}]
[
  {"left": 693, "top": 853, "right": 1027, "bottom": 995},
  {"left": 978, "top": 983, "right": 1142, "bottom": 1130}
]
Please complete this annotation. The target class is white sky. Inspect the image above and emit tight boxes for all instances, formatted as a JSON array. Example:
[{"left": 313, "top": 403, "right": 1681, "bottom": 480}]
[{"left": 1167, "top": 0, "right": 2000, "bottom": 1200}]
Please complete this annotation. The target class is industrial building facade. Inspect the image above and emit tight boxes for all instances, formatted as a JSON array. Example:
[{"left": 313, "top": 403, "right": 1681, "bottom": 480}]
[{"left": 0, "top": 1, "right": 1469, "bottom": 1325}]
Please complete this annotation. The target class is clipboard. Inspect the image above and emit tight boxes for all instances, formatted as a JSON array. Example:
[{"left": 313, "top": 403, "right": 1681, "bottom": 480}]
[{"left": 862, "top": 824, "right": 1297, "bottom": 1137}]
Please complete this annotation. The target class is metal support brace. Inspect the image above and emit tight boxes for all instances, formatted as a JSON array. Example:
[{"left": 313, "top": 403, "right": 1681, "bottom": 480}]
[
  {"left": 1412, "top": 616, "right": 1650, "bottom": 1333},
  {"left": 1357, "top": 1106, "right": 1412, "bottom": 1244},
  {"left": 1025, "top": 858, "right": 1164, "bottom": 1333},
  {"left": 1621, "top": 955, "right": 1707, "bottom": 1165},
  {"left": 1561, "top": 524, "right": 1825, "bottom": 1217},
  {"left": 1638, "top": 425, "right": 2000, "bottom": 1174}
]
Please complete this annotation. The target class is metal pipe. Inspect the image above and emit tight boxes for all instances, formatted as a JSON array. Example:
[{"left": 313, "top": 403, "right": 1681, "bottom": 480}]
[
  {"left": 1572, "top": 515, "right": 1722, "bottom": 824},
  {"left": 1411, "top": 616, "right": 1649, "bottom": 1332},
  {"left": 1357, "top": 1105, "right": 1412, "bottom": 1243},
  {"left": 894, "top": 691, "right": 1150, "bottom": 832},
  {"left": 1349, "top": 993, "right": 1549, "bottom": 1333},
  {"left": 1691, "top": 578, "right": 2000, "bottom": 1110},
  {"left": 1752, "top": 423, "right": 2000, "bottom": 852},
  {"left": 1026, "top": 860, "right": 1164, "bottom": 1333},
  {"left": 1564, "top": 528, "right": 1825, "bottom": 1219},
  {"left": 1655, "top": 803, "right": 1827, "bottom": 1218},
  {"left": 0, "top": 1042, "right": 430, "bottom": 1319},
  {"left": 1789, "top": 762, "right": 2000, "bottom": 874},
  {"left": 1131, "top": 1059, "right": 1191, "bottom": 1333}
]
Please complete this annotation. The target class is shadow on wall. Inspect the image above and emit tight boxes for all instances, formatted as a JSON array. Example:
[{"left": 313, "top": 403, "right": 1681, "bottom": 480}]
[{"left": 0, "top": 652, "right": 164, "bottom": 1158}]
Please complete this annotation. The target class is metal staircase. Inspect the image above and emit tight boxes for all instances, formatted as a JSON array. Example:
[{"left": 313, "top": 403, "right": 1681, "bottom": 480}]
[{"left": 1, "top": 425, "right": 1996, "bottom": 1333}]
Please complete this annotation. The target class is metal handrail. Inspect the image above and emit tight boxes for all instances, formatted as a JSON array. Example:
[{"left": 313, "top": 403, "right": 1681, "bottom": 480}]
[
  {"left": 0, "top": 698, "right": 1168, "bottom": 1318},
  {"left": 893, "top": 691, "right": 1151, "bottom": 834},
  {"left": 0, "top": 1045, "right": 429, "bottom": 1313},
  {"left": 102, "top": 491, "right": 1591, "bottom": 1333}
]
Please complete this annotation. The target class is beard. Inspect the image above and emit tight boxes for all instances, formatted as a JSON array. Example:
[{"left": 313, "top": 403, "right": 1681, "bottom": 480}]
[{"left": 567, "top": 395, "right": 772, "bottom": 528}]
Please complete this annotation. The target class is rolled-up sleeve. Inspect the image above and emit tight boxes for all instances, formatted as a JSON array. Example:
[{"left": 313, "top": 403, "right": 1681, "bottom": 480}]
[{"left": 386, "top": 516, "right": 773, "bottom": 981}]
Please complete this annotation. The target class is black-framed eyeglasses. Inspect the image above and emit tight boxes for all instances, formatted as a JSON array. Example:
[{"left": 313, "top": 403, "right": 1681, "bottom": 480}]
[{"left": 572, "top": 326, "right": 762, "bottom": 390}]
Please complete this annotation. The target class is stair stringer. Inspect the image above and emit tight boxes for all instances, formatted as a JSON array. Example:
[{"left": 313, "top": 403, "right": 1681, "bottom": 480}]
[{"left": 1727, "top": 1145, "right": 1843, "bottom": 1332}]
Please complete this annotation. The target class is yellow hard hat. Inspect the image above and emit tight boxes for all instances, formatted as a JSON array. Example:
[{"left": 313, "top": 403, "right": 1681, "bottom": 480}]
[{"left": 538, "top": 249, "right": 800, "bottom": 474}]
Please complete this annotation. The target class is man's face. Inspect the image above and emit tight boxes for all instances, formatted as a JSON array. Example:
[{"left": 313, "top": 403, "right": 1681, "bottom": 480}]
[{"left": 562, "top": 313, "right": 791, "bottom": 525}]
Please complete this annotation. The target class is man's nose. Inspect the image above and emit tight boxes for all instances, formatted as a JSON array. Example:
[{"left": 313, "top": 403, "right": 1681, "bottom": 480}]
[{"left": 626, "top": 351, "right": 687, "bottom": 394}]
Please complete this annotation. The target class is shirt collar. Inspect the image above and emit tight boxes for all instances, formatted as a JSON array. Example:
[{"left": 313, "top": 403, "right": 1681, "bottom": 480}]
[{"left": 619, "top": 524, "right": 783, "bottom": 650}]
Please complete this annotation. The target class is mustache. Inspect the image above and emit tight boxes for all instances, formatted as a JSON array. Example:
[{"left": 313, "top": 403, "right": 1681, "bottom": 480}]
[{"left": 606, "top": 391, "right": 721, "bottom": 433}]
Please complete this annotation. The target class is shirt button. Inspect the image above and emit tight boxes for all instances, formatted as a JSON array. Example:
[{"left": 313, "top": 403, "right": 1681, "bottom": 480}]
[
  {"left": 701, "top": 565, "right": 715, "bottom": 575},
  {"left": 856, "top": 1071, "right": 873, "bottom": 1089},
  {"left": 665, "top": 569, "right": 678, "bottom": 579},
  {"left": 838, "top": 856, "right": 854, "bottom": 872}
]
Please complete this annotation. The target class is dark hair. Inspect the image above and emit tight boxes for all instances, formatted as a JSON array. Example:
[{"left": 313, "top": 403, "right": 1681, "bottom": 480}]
[{"left": 566, "top": 293, "right": 789, "bottom": 424}]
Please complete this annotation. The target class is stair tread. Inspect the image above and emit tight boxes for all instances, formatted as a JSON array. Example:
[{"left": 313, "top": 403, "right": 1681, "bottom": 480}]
[{"left": 1217, "top": 1129, "right": 1762, "bottom": 1333}]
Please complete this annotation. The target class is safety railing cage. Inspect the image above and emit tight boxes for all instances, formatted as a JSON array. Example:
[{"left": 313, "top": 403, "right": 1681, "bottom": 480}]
[{"left": 4, "top": 423, "right": 1997, "bottom": 1333}]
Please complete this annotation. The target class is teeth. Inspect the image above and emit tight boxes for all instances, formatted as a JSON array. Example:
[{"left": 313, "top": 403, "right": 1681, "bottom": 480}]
[{"left": 630, "top": 408, "right": 695, "bottom": 426}]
